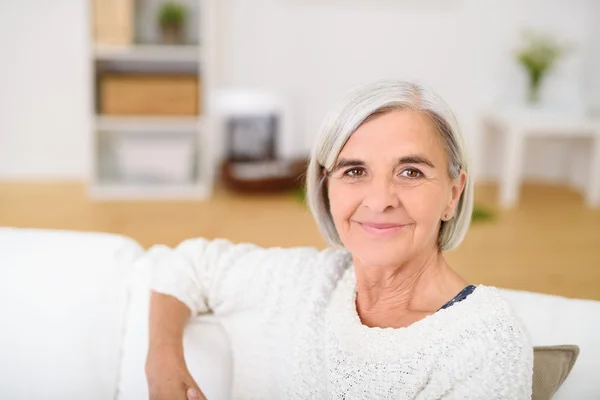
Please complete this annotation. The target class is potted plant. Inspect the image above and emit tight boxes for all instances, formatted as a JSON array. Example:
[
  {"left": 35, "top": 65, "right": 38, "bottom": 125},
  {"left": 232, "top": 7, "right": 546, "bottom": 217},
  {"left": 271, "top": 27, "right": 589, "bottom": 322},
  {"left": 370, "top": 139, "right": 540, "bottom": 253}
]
[
  {"left": 158, "top": 1, "right": 186, "bottom": 44},
  {"left": 515, "top": 30, "right": 567, "bottom": 104}
]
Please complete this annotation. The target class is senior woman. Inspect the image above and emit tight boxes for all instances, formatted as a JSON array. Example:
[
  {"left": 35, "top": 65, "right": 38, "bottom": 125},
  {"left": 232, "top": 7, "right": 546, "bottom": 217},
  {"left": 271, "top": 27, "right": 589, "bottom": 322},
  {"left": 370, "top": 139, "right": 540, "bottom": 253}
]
[{"left": 145, "top": 80, "right": 533, "bottom": 399}]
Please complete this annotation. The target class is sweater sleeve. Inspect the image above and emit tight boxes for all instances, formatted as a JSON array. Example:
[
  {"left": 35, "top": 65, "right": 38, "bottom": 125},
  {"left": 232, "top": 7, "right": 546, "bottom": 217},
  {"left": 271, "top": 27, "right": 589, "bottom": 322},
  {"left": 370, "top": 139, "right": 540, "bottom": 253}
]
[
  {"left": 142, "top": 237, "right": 322, "bottom": 317},
  {"left": 417, "top": 311, "right": 534, "bottom": 400},
  {"left": 439, "top": 343, "right": 534, "bottom": 400}
]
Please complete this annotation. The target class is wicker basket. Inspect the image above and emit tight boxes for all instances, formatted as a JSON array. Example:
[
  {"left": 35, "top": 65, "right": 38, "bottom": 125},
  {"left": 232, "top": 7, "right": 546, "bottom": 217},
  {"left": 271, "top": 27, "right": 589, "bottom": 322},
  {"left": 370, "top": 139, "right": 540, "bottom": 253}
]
[{"left": 220, "top": 158, "right": 308, "bottom": 193}]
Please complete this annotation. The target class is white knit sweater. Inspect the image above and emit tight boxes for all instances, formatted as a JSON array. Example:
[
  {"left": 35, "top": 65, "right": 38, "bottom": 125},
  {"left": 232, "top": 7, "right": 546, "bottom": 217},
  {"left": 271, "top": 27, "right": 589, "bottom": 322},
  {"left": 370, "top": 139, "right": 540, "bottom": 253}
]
[{"left": 148, "top": 238, "right": 534, "bottom": 399}]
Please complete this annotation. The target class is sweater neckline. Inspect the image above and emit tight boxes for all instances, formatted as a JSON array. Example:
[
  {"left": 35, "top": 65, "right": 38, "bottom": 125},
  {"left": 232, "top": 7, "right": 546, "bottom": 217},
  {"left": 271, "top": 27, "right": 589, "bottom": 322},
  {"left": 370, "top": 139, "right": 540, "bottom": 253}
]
[{"left": 327, "top": 267, "right": 489, "bottom": 361}]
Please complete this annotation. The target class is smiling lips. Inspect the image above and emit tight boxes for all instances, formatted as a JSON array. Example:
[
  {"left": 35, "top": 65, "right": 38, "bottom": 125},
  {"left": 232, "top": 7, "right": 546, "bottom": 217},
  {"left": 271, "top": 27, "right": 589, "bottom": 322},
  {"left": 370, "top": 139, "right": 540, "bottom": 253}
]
[{"left": 358, "top": 221, "right": 406, "bottom": 237}]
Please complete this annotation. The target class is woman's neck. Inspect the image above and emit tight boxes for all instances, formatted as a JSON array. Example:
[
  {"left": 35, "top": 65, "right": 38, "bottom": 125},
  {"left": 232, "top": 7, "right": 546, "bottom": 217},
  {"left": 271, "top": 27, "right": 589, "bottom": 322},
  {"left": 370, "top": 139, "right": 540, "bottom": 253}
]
[{"left": 353, "top": 248, "right": 467, "bottom": 328}]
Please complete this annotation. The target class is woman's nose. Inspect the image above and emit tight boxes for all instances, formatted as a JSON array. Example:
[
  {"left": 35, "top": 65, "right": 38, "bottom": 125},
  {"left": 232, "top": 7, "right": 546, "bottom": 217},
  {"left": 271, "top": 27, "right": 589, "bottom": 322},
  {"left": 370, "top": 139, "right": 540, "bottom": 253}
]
[{"left": 363, "top": 178, "right": 400, "bottom": 212}]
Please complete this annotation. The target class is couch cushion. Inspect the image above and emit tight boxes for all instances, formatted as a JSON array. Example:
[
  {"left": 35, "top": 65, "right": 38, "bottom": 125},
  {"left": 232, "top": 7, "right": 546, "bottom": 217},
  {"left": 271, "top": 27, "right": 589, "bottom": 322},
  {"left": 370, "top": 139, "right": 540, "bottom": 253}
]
[
  {"left": 533, "top": 345, "right": 579, "bottom": 400},
  {"left": 0, "top": 227, "right": 143, "bottom": 400},
  {"left": 499, "top": 288, "right": 600, "bottom": 399}
]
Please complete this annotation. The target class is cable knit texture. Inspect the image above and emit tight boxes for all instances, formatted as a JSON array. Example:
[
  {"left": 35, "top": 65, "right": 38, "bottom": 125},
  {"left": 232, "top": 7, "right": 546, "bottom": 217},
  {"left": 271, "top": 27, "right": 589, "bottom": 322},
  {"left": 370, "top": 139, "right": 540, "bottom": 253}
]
[{"left": 147, "top": 238, "right": 534, "bottom": 399}]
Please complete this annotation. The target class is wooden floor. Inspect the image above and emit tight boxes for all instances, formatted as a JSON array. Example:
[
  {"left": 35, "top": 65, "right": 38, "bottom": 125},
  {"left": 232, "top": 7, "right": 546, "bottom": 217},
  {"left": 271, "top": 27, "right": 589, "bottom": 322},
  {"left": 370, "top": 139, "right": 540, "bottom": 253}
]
[{"left": 1, "top": 181, "right": 599, "bottom": 301}]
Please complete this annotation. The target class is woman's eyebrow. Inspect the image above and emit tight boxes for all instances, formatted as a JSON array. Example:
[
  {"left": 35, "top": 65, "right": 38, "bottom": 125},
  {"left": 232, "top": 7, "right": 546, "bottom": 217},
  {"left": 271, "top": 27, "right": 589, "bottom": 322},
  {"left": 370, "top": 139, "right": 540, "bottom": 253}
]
[
  {"left": 331, "top": 158, "right": 365, "bottom": 172},
  {"left": 331, "top": 155, "right": 435, "bottom": 172},
  {"left": 397, "top": 155, "right": 435, "bottom": 168}
]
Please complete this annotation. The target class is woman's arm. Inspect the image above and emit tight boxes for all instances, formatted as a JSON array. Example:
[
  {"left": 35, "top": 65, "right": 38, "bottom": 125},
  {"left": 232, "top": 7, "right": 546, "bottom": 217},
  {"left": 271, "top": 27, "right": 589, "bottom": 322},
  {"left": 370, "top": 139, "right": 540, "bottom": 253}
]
[
  {"left": 145, "top": 292, "right": 206, "bottom": 400},
  {"left": 144, "top": 237, "right": 267, "bottom": 316},
  {"left": 417, "top": 316, "right": 534, "bottom": 400},
  {"left": 141, "top": 237, "right": 332, "bottom": 398},
  {"left": 142, "top": 238, "right": 266, "bottom": 400},
  {"left": 439, "top": 350, "right": 534, "bottom": 400},
  {"left": 148, "top": 292, "right": 190, "bottom": 364},
  {"left": 416, "top": 342, "right": 533, "bottom": 400},
  {"left": 143, "top": 237, "right": 329, "bottom": 317}
]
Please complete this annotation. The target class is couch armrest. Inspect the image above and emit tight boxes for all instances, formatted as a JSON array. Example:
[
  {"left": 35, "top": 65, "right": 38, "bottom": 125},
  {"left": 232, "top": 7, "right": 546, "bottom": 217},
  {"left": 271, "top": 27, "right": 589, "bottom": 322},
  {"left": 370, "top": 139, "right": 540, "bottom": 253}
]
[{"left": 0, "top": 227, "right": 143, "bottom": 400}]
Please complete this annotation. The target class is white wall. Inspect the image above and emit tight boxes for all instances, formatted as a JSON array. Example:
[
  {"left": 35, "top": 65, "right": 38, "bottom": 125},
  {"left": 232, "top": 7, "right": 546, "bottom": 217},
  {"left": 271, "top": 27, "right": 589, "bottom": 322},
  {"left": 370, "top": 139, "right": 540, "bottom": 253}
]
[
  {"left": 0, "top": 0, "right": 598, "bottom": 188},
  {"left": 220, "top": 0, "right": 598, "bottom": 186},
  {"left": 587, "top": 1, "right": 600, "bottom": 109},
  {"left": 0, "top": 0, "right": 91, "bottom": 179}
]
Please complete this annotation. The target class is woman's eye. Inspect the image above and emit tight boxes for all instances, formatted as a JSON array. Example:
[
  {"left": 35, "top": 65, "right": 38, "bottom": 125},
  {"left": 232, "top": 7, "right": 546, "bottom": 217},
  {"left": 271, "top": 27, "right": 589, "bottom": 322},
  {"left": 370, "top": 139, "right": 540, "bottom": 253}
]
[
  {"left": 344, "top": 168, "right": 365, "bottom": 178},
  {"left": 400, "top": 168, "right": 422, "bottom": 178}
]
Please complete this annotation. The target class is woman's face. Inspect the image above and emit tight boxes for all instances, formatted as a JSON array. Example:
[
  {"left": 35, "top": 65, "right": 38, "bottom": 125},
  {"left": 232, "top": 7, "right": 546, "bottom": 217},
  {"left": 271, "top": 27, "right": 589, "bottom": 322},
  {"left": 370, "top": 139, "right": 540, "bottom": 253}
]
[{"left": 327, "top": 110, "right": 466, "bottom": 268}]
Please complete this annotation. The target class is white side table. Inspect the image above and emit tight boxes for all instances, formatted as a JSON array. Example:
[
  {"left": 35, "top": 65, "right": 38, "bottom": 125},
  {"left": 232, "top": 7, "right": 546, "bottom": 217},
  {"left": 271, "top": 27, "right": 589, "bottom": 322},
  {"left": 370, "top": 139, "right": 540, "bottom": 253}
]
[{"left": 482, "top": 109, "right": 600, "bottom": 208}]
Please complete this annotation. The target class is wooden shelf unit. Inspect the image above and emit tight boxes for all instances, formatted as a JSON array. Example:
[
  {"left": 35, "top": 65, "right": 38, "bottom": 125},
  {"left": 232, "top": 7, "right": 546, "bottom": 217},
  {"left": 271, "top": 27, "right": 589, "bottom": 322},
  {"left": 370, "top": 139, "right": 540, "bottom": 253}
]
[{"left": 88, "top": 0, "right": 219, "bottom": 201}]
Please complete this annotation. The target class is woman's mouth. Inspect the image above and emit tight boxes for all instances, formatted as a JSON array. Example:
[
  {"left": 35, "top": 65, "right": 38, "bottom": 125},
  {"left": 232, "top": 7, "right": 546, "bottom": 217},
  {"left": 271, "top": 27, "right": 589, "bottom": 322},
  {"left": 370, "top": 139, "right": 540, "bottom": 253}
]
[{"left": 358, "top": 221, "right": 406, "bottom": 237}]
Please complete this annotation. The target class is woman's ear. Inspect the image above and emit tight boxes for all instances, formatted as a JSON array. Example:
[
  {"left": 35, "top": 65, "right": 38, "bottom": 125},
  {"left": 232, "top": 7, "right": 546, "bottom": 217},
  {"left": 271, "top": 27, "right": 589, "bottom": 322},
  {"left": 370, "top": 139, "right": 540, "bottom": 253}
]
[
  {"left": 445, "top": 170, "right": 467, "bottom": 218},
  {"left": 320, "top": 167, "right": 329, "bottom": 183}
]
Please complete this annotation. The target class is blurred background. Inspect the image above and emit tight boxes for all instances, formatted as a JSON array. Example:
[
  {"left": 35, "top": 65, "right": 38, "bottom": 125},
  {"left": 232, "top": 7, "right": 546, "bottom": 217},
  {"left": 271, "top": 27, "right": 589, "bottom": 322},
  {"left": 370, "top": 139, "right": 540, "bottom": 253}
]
[{"left": 0, "top": 0, "right": 598, "bottom": 300}]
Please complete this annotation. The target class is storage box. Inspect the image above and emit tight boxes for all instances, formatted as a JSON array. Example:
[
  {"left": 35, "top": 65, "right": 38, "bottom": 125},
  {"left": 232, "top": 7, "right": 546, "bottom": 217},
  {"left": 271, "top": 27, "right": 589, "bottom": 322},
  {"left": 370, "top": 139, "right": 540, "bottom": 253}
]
[
  {"left": 93, "top": 0, "right": 134, "bottom": 46},
  {"left": 99, "top": 74, "right": 200, "bottom": 116},
  {"left": 113, "top": 134, "right": 197, "bottom": 184}
]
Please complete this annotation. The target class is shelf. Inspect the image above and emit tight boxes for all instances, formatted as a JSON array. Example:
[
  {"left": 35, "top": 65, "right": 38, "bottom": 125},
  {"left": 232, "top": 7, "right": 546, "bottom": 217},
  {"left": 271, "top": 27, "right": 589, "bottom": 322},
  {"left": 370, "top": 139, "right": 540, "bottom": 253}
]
[
  {"left": 94, "top": 44, "right": 201, "bottom": 63},
  {"left": 89, "top": 0, "right": 217, "bottom": 202},
  {"left": 88, "top": 182, "right": 210, "bottom": 201},
  {"left": 95, "top": 116, "right": 202, "bottom": 132}
]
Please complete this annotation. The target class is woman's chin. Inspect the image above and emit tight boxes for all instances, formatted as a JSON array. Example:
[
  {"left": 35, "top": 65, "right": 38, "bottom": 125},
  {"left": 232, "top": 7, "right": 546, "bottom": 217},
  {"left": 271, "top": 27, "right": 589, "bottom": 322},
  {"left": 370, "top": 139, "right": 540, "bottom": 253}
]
[{"left": 348, "top": 246, "right": 410, "bottom": 269}]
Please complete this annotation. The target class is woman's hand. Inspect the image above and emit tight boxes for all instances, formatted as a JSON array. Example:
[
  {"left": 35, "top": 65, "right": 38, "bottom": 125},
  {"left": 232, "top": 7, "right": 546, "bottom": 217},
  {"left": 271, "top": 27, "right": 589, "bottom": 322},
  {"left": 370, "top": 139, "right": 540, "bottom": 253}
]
[{"left": 146, "top": 352, "right": 207, "bottom": 400}]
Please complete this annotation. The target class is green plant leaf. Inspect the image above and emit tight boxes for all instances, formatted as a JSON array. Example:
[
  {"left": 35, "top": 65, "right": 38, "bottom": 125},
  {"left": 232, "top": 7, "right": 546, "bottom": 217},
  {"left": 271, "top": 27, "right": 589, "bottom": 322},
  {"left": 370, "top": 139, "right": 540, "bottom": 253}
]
[
  {"left": 159, "top": 2, "right": 186, "bottom": 27},
  {"left": 514, "top": 29, "right": 568, "bottom": 80},
  {"left": 471, "top": 204, "right": 495, "bottom": 223},
  {"left": 290, "top": 186, "right": 306, "bottom": 204}
]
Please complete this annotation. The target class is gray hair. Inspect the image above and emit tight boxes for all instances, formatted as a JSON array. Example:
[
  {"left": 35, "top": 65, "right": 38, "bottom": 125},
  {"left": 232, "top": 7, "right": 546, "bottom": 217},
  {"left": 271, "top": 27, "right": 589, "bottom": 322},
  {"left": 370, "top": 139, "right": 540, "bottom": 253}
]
[{"left": 306, "top": 80, "right": 473, "bottom": 252}]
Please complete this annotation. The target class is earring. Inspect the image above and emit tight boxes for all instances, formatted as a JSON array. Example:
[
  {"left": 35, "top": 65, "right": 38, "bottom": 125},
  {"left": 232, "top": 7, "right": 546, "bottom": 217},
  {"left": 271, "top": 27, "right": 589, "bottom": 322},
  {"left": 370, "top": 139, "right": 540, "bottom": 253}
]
[{"left": 444, "top": 214, "right": 449, "bottom": 220}]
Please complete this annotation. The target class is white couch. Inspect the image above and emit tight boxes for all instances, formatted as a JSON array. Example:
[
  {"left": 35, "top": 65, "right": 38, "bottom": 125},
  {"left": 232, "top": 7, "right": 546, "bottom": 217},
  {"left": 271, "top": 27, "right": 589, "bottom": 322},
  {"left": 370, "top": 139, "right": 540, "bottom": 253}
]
[{"left": 1, "top": 227, "right": 599, "bottom": 399}]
